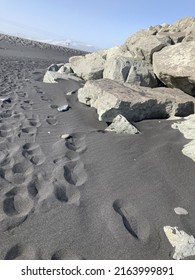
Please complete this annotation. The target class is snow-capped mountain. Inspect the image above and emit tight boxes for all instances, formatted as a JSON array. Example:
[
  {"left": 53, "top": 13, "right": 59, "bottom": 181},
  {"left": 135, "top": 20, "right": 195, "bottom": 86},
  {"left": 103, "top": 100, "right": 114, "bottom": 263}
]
[{"left": 40, "top": 39, "right": 98, "bottom": 52}]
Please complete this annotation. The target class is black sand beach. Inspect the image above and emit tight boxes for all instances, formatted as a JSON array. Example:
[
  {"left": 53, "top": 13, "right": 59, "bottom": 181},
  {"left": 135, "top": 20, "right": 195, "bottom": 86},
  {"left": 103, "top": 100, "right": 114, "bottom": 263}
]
[{"left": 0, "top": 37, "right": 195, "bottom": 260}]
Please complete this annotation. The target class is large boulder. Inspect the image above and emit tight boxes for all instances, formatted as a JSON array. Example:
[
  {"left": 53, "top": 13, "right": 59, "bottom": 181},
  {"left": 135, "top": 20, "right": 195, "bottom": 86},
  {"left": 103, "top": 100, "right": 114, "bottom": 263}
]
[
  {"left": 153, "top": 42, "right": 195, "bottom": 96},
  {"left": 103, "top": 56, "right": 157, "bottom": 87},
  {"left": 78, "top": 79, "right": 194, "bottom": 122},
  {"left": 124, "top": 29, "right": 172, "bottom": 63},
  {"left": 69, "top": 52, "right": 106, "bottom": 80}
]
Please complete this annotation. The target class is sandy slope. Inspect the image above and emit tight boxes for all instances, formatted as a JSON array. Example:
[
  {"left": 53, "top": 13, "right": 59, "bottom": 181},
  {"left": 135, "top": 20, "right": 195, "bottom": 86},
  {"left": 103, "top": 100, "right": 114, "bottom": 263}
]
[{"left": 0, "top": 38, "right": 195, "bottom": 260}]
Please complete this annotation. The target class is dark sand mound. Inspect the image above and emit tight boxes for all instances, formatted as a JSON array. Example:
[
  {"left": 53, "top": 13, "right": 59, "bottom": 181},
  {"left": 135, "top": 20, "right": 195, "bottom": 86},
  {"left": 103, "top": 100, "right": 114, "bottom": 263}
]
[{"left": 0, "top": 36, "right": 195, "bottom": 260}]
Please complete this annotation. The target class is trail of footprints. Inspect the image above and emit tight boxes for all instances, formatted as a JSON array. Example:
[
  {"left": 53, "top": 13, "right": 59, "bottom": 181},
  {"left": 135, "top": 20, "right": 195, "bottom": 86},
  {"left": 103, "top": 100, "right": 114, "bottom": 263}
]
[
  {"left": 0, "top": 109, "right": 87, "bottom": 233},
  {"left": 0, "top": 65, "right": 88, "bottom": 257},
  {"left": 3, "top": 243, "right": 85, "bottom": 260},
  {"left": 0, "top": 87, "right": 47, "bottom": 232},
  {"left": 53, "top": 132, "right": 88, "bottom": 206},
  {"left": 0, "top": 57, "right": 91, "bottom": 258}
]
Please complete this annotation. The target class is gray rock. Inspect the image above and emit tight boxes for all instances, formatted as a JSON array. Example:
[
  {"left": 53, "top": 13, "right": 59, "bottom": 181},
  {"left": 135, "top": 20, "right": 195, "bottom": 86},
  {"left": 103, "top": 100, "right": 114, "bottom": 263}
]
[
  {"left": 43, "top": 70, "right": 59, "bottom": 83},
  {"left": 153, "top": 42, "right": 195, "bottom": 96},
  {"left": 69, "top": 52, "right": 106, "bottom": 80},
  {"left": 105, "top": 114, "right": 140, "bottom": 134},
  {"left": 103, "top": 56, "right": 157, "bottom": 87},
  {"left": 172, "top": 114, "right": 195, "bottom": 162},
  {"left": 57, "top": 104, "right": 70, "bottom": 112},
  {"left": 57, "top": 63, "right": 73, "bottom": 74},
  {"left": 105, "top": 45, "right": 133, "bottom": 60},
  {"left": 124, "top": 30, "right": 172, "bottom": 63},
  {"left": 0, "top": 96, "right": 11, "bottom": 102},
  {"left": 164, "top": 226, "right": 195, "bottom": 260},
  {"left": 60, "top": 134, "right": 70, "bottom": 139},
  {"left": 43, "top": 70, "right": 82, "bottom": 83},
  {"left": 48, "top": 64, "right": 62, "bottom": 72},
  {"left": 78, "top": 79, "right": 194, "bottom": 122},
  {"left": 66, "top": 90, "right": 76, "bottom": 96}
]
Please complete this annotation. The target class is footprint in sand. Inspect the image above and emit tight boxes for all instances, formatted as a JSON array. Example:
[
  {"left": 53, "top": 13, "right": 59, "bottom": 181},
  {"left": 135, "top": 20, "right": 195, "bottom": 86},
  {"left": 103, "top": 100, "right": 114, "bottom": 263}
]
[
  {"left": 40, "top": 95, "right": 51, "bottom": 102},
  {"left": 12, "top": 111, "right": 25, "bottom": 123},
  {"left": 50, "top": 104, "right": 58, "bottom": 109},
  {"left": 0, "top": 111, "right": 25, "bottom": 133},
  {"left": 65, "top": 132, "right": 87, "bottom": 153},
  {"left": 2, "top": 142, "right": 20, "bottom": 157},
  {"left": 113, "top": 199, "right": 151, "bottom": 243},
  {"left": 53, "top": 180, "right": 80, "bottom": 205},
  {"left": 11, "top": 160, "right": 33, "bottom": 184},
  {"left": 65, "top": 150, "right": 81, "bottom": 162},
  {"left": 21, "top": 126, "right": 37, "bottom": 134},
  {"left": 51, "top": 249, "right": 85, "bottom": 260},
  {"left": 28, "top": 172, "right": 54, "bottom": 201},
  {"left": 16, "top": 92, "right": 28, "bottom": 98},
  {"left": 3, "top": 190, "right": 34, "bottom": 217},
  {"left": 0, "top": 151, "right": 7, "bottom": 163},
  {"left": 0, "top": 159, "right": 33, "bottom": 185},
  {"left": 53, "top": 150, "right": 81, "bottom": 165},
  {"left": 64, "top": 160, "right": 87, "bottom": 187},
  {"left": 27, "top": 114, "right": 41, "bottom": 127},
  {"left": 22, "top": 143, "right": 45, "bottom": 166},
  {"left": 0, "top": 184, "right": 34, "bottom": 232},
  {"left": 4, "top": 244, "right": 39, "bottom": 260},
  {"left": 0, "top": 156, "right": 15, "bottom": 170},
  {"left": 20, "top": 101, "right": 33, "bottom": 111},
  {"left": 0, "top": 110, "right": 12, "bottom": 119},
  {"left": 18, "top": 126, "right": 37, "bottom": 143},
  {"left": 46, "top": 115, "right": 58, "bottom": 126},
  {"left": 0, "top": 124, "right": 14, "bottom": 138},
  {"left": 35, "top": 87, "right": 44, "bottom": 95}
]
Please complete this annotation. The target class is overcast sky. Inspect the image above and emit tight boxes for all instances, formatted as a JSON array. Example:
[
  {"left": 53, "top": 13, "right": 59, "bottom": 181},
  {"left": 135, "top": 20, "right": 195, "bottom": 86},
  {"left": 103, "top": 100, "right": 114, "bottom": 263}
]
[{"left": 0, "top": 0, "right": 194, "bottom": 48}]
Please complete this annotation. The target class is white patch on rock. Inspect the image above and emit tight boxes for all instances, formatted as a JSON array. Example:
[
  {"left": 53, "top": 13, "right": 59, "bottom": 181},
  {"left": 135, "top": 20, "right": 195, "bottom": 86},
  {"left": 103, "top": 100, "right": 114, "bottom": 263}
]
[
  {"left": 174, "top": 207, "right": 188, "bottom": 215},
  {"left": 164, "top": 226, "right": 195, "bottom": 259}
]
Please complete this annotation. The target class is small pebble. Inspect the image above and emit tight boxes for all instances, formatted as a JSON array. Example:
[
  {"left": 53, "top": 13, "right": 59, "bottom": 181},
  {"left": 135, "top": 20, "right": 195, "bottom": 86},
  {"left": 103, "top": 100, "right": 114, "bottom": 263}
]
[
  {"left": 61, "top": 134, "right": 69, "bottom": 139},
  {"left": 57, "top": 104, "right": 69, "bottom": 112},
  {"left": 174, "top": 207, "right": 188, "bottom": 215},
  {"left": 66, "top": 90, "right": 76, "bottom": 96}
]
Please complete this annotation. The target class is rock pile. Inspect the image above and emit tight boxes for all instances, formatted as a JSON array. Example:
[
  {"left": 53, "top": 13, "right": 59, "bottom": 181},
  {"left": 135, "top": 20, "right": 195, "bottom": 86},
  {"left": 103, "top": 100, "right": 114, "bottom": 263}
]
[{"left": 44, "top": 16, "right": 195, "bottom": 133}]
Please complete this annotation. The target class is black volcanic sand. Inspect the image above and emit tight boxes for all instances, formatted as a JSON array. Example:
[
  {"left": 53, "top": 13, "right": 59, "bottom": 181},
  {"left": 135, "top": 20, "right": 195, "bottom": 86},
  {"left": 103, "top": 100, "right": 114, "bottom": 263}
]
[{"left": 0, "top": 39, "right": 195, "bottom": 260}]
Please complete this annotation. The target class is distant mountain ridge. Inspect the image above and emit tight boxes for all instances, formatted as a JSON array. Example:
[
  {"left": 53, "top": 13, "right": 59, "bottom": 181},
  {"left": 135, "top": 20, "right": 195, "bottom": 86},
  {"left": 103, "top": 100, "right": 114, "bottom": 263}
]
[{"left": 0, "top": 33, "right": 92, "bottom": 54}]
